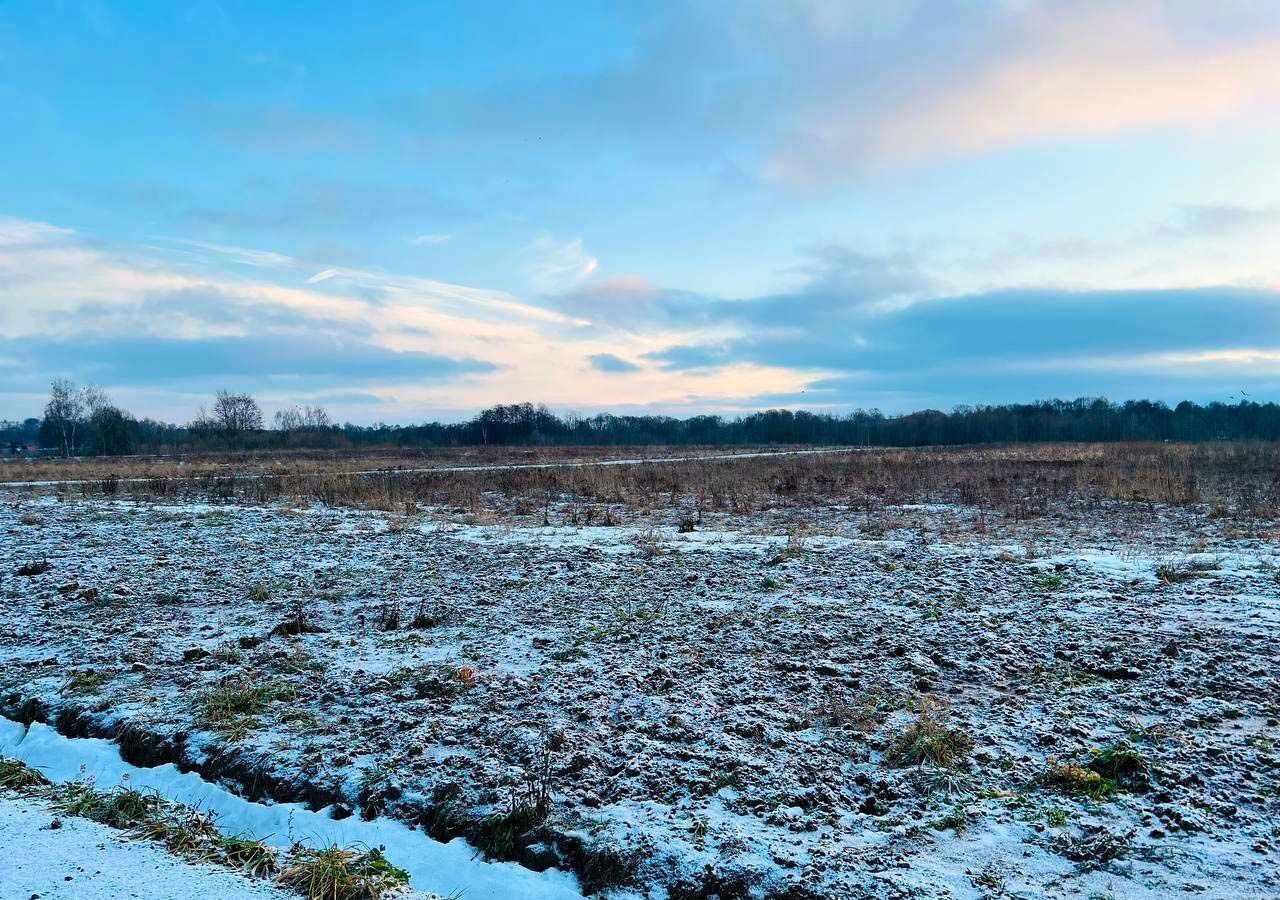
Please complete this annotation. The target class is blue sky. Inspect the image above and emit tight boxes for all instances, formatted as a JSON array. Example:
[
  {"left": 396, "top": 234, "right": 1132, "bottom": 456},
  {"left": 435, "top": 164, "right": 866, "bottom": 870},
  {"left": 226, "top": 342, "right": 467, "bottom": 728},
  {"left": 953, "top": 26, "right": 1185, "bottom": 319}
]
[{"left": 2, "top": 0, "right": 1279, "bottom": 423}]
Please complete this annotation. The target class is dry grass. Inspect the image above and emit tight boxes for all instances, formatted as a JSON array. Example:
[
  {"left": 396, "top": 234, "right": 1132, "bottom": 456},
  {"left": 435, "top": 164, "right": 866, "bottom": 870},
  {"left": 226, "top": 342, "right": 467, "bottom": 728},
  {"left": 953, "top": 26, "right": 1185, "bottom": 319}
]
[
  {"left": 276, "top": 845, "right": 410, "bottom": 900},
  {"left": 5, "top": 442, "right": 1277, "bottom": 524},
  {"left": 884, "top": 700, "right": 975, "bottom": 768}
]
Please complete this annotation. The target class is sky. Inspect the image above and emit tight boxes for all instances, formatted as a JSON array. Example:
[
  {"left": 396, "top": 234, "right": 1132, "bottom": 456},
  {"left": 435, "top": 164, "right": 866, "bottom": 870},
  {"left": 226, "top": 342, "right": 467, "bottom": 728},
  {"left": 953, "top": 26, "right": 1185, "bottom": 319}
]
[{"left": 2, "top": 0, "right": 1279, "bottom": 424}]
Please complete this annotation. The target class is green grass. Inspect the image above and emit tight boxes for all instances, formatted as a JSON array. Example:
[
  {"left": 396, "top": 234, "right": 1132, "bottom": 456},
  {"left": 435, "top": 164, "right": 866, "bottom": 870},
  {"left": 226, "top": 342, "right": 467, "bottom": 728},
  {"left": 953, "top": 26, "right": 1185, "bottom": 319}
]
[
  {"left": 477, "top": 801, "right": 546, "bottom": 860},
  {"left": 60, "top": 669, "right": 105, "bottom": 695},
  {"left": 49, "top": 780, "right": 111, "bottom": 820},
  {"left": 200, "top": 678, "right": 299, "bottom": 739},
  {"left": 1088, "top": 742, "right": 1151, "bottom": 788},
  {"left": 0, "top": 757, "right": 49, "bottom": 791},
  {"left": 277, "top": 845, "right": 409, "bottom": 900},
  {"left": 1042, "top": 762, "right": 1116, "bottom": 799},
  {"left": 202, "top": 680, "right": 297, "bottom": 721},
  {"left": 1032, "top": 571, "right": 1066, "bottom": 591},
  {"left": 104, "top": 786, "right": 166, "bottom": 827},
  {"left": 711, "top": 769, "right": 742, "bottom": 791},
  {"left": 220, "top": 835, "right": 277, "bottom": 877},
  {"left": 885, "top": 717, "right": 974, "bottom": 768},
  {"left": 3, "top": 758, "right": 415, "bottom": 899},
  {"left": 927, "top": 806, "right": 968, "bottom": 835}
]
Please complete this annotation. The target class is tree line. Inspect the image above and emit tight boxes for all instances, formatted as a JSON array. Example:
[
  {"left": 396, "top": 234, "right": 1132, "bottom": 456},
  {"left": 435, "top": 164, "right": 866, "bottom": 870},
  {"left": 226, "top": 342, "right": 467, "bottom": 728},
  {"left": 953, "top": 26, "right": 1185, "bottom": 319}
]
[{"left": 3, "top": 383, "right": 1279, "bottom": 457}]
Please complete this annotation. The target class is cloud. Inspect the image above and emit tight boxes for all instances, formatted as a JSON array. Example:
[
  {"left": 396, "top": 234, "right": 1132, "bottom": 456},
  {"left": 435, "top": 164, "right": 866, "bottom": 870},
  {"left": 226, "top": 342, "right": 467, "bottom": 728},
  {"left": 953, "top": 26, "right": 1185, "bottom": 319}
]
[
  {"left": 768, "top": 2, "right": 1280, "bottom": 180},
  {"left": 2, "top": 216, "right": 815, "bottom": 419},
  {"left": 6, "top": 213, "right": 1278, "bottom": 420},
  {"left": 0, "top": 334, "right": 494, "bottom": 391},
  {"left": 645, "top": 282, "right": 1280, "bottom": 407},
  {"left": 551, "top": 276, "right": 709, "bottom": 331},
  {"left": 522, "top": 235, "right": 600, "bottom": 294},
  {"left": 0, "top": 217, "right": 73, "bottom": 246},
  {"left": 380, "top": 2, "right": 1280, "bottom": 186},
  {"left": 408, "top": 233, "right": 451, "bottom": 245},
  {"left": 169, "top": 238, "right": 296, "bottom": 269},
  {"left": 586, "top": 353, "right": 641, "bottom": 373},
  {"left": 1147, "top": 204, "right": 1280, "bottom": 240}
]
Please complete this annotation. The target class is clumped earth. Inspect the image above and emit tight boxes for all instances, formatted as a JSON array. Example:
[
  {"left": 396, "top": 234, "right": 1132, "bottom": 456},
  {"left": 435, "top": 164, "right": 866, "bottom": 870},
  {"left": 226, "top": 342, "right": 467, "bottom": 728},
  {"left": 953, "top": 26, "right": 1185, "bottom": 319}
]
[{"left": 0, "top": 487, "right": 1277, "bottom": 899}]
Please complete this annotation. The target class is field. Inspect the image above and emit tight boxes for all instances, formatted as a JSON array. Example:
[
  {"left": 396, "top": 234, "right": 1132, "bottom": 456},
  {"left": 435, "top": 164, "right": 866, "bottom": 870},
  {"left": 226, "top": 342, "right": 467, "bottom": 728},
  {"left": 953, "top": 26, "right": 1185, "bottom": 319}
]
[{"left": 1, "top": 443, "right": 1278, "bottom": 899}]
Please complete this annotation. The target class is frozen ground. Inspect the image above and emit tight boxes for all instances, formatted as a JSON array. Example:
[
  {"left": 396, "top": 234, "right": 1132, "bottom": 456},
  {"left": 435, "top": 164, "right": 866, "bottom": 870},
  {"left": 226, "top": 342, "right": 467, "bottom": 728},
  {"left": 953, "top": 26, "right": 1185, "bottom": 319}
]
[
  {"left": 0, "top": 490, "right": 1277, "bottom": 899},
  {"left": 0, "top": 792, "right": 296, "bottom": 900}
]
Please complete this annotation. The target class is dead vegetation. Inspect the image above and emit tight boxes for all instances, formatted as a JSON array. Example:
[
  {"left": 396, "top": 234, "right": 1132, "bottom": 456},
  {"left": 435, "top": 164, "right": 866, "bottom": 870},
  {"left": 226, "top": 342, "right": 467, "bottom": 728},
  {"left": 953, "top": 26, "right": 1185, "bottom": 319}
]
[
  {"left": 9, "top": 443, "right": 1278, "bottom": 527},
  {"left": 0, "top": 754, "right": 409, "bottom": 900},
  {"left": 883, "top": 700, "right": 974, "bottom": 768}
]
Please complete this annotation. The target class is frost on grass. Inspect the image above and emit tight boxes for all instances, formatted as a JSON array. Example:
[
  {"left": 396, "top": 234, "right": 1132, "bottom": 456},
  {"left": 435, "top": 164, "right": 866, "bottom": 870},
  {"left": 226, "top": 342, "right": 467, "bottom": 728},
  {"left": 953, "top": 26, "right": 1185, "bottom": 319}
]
[
  {"left": 0, "top": 480, "right": 1277, "bottom": 899},
  {"left": 0, "top": 754, "right": 409, "bottom": 899}
]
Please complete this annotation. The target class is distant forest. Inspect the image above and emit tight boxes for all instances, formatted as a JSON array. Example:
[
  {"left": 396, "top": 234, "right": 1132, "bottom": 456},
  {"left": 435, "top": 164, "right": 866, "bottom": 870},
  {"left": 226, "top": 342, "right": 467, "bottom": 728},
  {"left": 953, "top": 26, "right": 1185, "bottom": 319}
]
[{"left": 3, "top": 383, "right": 1280, "bottom": 457}]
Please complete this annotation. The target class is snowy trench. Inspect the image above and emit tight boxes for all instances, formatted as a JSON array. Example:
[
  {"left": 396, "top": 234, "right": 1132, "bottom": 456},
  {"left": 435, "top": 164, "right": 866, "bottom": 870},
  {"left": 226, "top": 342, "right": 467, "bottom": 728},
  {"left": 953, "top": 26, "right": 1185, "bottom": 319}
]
[{"left": 0, "top": 717, "right": 583, "bottom": 900}]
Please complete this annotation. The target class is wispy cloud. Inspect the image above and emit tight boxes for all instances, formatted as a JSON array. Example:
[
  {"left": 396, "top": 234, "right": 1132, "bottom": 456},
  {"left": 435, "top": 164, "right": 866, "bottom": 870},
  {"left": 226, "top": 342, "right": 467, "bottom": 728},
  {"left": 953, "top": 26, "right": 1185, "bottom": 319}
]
[
  {"left": 522, "top": 235, "right": 600, "bottom": 295},
  {"left": 408, "top": 233, "right": 451, "bottom": 245},
  {"left": 168, "top": 238, "right": 297, "bottom": 269},
  {"left": 0, "top": 216, "right": 73, "bottom": 246}
]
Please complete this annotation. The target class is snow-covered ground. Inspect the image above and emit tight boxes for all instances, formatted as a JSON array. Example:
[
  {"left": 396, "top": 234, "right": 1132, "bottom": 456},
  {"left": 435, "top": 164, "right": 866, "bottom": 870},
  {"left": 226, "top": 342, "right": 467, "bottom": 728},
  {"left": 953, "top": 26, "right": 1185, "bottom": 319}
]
[
  {"left": 1, "top": 491, "right": 1277, "bottom": 898},
  {"left": 0, "top": 717, "right": 582, "bottom": 900},
  {"left": 0, "top": 792, "right": 296, "bottom": 900}
]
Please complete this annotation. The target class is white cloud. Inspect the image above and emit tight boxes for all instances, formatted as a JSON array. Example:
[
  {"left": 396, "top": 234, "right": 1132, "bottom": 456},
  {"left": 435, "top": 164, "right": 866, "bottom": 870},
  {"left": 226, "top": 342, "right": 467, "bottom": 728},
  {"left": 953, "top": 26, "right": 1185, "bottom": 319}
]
[
  {"left": 166, "top": 238, "right": 298, "bottom": 269},
  {"left": 0, "top": 217, "right": 73, "bottom": 247},
  {"left": 768, "top": 2, "right": 1280, "bottom": 180},
  {"left": 2, "top": 217, "right": 806, "bottom": 420},
  {"left": 522, "top": 235, "right": 600, "bottom": 294},
  {"left": 408, "top": 233, "right": 451, "bottom": 245}
]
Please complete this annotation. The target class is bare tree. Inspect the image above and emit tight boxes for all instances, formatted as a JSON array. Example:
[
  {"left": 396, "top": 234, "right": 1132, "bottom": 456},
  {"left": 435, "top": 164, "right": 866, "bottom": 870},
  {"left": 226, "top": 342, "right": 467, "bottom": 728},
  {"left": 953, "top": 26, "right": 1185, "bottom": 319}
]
[
  {"left": 43, "top": 378, "right": 85, "bottom": 457},
  {"left": 274, "top": 404, "right": 332, "bottom": 433},
  {"left": 81, "top": 385, "right": 113, "bottom": 454},
  {"left": 212, "top": 391, "right": 263, "bottom": 448}
]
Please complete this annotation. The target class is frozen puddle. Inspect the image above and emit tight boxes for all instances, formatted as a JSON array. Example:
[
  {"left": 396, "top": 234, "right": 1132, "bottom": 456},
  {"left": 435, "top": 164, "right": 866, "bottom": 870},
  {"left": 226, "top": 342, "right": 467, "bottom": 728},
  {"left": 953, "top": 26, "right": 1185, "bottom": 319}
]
[{"left": 0, "top": 717, "right": 583, "bottom": 900}]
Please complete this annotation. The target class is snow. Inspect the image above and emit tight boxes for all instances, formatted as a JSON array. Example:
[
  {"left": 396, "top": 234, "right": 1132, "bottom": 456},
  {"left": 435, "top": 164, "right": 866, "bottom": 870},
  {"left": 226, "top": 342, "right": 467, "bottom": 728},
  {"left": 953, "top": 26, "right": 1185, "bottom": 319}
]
[
  {"left": 0, "top": 718, "right": 583, "bottom": 900},
  {"left": 1, "top": 492, "right": 1277, "bottom": 898},
  {"left": 0, "top": 792, "right": 295, "bottom": 900}
]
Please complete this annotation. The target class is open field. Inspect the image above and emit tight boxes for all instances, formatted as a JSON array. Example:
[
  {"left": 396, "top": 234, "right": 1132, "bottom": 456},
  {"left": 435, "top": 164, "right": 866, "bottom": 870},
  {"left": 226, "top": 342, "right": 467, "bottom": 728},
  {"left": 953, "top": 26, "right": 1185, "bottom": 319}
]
[{"left": 1, "top": 443, "right": 1278, "bottom": 899}]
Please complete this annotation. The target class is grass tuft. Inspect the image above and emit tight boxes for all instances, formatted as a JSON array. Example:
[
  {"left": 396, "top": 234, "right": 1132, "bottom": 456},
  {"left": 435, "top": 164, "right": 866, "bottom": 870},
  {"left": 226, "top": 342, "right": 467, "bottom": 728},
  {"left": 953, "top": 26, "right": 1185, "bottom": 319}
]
[
  {"left": 884, "top": 703, "right": 974, "bottom": 769},
  {"left": 220, "top": 835, "right": 278, "bottom": 878},
  {"left": 1042, "top": 761, "right": 1115, "bottom": 799},
  {"left": 1088, "top": 742, "right": 1151, "bottom": 789},
  {"left": 277, "top": 845, "right": 410, "bottom": 900},
  {"left": 0, "top": 757, "right": 50, "bottom": 791}
]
